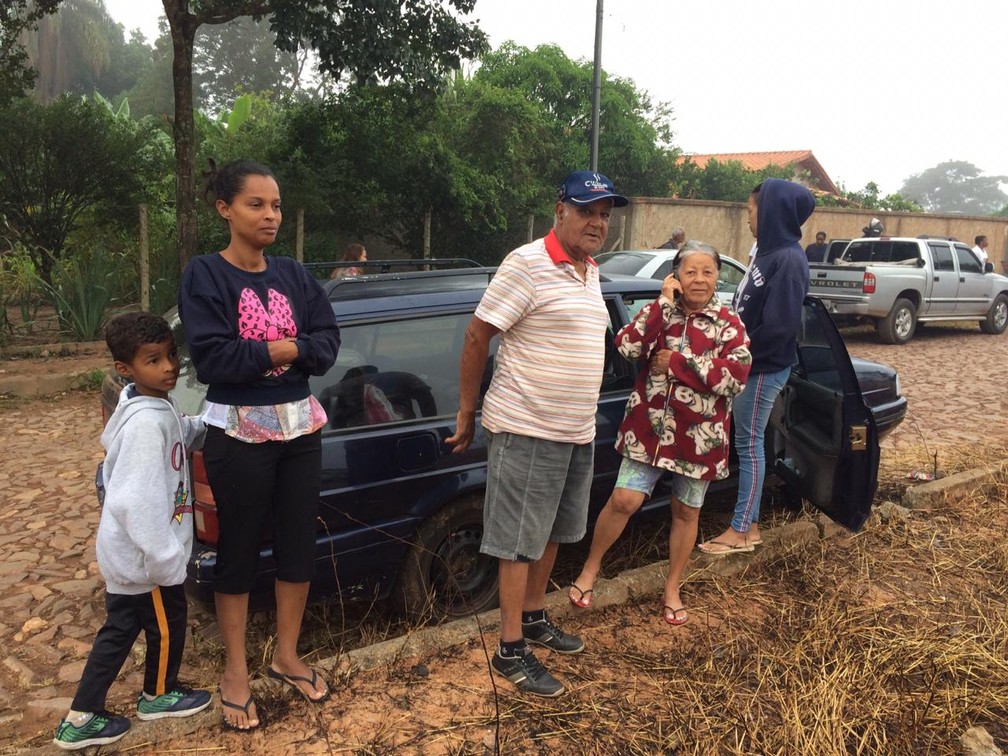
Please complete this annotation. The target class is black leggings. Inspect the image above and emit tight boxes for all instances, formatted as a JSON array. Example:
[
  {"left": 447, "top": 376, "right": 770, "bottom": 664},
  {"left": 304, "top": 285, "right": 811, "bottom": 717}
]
[{"left": 203, "top": 427, "right": 322, "bottom": 594}]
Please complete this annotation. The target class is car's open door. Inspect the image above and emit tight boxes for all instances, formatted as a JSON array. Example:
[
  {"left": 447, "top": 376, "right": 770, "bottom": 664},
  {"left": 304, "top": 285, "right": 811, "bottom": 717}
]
[{"left": 766, "top": 297, "right": 880, "bottom": 531}]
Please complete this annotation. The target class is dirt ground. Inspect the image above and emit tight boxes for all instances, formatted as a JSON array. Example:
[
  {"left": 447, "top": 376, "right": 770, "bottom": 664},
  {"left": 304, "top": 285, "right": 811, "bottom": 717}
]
[{"left": 3, "top": 321, "right": 1008, "bottom": 754}]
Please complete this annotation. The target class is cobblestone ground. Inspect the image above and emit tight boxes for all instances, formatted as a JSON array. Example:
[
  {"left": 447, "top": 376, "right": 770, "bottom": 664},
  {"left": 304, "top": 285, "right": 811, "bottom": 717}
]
[
  {"left": 1, "top": 320, "right": 1006, "bottom": 748},
  {"left": 841, "top": 322, "right": 1008, "bottom": 455}
]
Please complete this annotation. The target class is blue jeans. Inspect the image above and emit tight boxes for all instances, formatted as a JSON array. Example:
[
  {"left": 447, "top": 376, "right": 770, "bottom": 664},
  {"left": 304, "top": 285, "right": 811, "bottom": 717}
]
[{"left": 731, "top": 366, "right": 791, "bottom": 533}]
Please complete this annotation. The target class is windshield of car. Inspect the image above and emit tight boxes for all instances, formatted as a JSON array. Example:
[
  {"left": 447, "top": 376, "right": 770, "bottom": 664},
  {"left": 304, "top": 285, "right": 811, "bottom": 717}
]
[
  {"left": 595, "top": 252, "right": 652, "bottom": 276},
  {"left": 716, "top": 262, "right": 745, "bottom": 295}
]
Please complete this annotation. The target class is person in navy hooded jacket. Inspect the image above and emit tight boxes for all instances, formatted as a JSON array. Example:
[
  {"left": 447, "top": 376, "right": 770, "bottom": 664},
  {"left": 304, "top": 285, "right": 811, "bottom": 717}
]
[{"left": 699, "top": 178, "right": 815, "bottom": 555}]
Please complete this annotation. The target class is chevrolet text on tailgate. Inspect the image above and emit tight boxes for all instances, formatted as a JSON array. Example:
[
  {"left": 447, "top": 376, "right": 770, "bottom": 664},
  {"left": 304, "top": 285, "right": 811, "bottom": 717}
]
[{"left": 808, "top": 236, "right": 1008, "bottom": 344}]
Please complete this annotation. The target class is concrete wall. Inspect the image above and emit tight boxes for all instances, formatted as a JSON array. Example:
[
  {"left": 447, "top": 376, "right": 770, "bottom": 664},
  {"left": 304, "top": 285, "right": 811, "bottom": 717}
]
[{"left": 622, "top": 197, "right": 1008, "bottom": 270}]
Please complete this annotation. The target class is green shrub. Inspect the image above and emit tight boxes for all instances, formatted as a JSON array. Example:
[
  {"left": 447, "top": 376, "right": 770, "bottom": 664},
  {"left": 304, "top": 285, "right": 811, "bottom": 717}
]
[
  {"left": 45, "top": 243, "right": 123, "bottom": 340},
  {"left": 0, "top": 243, "right": 46, "bottom": 334}
]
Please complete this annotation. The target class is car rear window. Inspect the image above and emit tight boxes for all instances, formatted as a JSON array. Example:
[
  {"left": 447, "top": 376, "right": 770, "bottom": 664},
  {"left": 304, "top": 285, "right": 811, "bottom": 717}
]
[
  {"left": 310, "top": 312, "right": 489, "bottom": 431},
  {"left": 843, "top": 241, "right": 919, "bottom": 264},
  {"left": 928, "top": 242, "right": 955, "bottom": 271}
]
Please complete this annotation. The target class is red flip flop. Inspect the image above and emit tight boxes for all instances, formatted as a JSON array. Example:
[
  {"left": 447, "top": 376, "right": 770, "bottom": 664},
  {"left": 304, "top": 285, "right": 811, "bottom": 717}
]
[
  {"left": 662, "top": 605, "right": 689, "bottom": 626},
  {"left": 568, "top": 583, "right": 594, "bottom": 608}
]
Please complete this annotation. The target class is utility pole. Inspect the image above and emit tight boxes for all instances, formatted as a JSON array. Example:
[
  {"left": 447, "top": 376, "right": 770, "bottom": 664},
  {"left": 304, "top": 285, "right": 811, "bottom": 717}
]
[{"left": 590, "top": 0, "right": 603, "bottom": 171}]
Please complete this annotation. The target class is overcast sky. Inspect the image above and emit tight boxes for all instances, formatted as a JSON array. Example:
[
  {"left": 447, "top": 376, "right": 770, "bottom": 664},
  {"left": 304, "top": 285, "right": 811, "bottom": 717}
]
[{"left": 104, "top": 0, "right": 1008, "bottom": 196}]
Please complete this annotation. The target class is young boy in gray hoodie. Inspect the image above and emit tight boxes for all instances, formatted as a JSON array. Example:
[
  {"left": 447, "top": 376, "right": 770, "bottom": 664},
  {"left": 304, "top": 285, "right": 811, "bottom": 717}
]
[{"left": 54, "top": 312, "right": 211, "bottom": 750}]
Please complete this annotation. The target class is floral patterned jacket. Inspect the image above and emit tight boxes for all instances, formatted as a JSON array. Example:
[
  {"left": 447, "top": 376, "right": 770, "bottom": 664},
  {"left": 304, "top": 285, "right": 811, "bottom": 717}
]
[{"left": 615, "top": 294, "right": 751, "bottom": 481}]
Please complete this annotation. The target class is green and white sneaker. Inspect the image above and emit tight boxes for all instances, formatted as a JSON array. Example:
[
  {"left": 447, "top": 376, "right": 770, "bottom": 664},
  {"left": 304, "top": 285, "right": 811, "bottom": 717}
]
[
  {"left": 53, "top": 711, "right": 130, "bottom": 751},
  {"left": 136, "top": 684, "right": 212, "bottom": 720}
]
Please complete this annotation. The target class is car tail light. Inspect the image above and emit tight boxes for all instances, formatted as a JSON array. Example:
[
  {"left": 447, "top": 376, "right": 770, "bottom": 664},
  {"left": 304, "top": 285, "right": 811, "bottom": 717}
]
[
  {"left": 863, "top": 272, "right": 876, "bottom": 294},
  {"left": 191, "top": 451, "right": 219, "bottom": 545}
]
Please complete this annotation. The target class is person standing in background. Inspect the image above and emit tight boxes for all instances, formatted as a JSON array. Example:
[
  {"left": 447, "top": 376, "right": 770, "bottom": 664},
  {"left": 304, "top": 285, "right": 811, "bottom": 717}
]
[
  {"left": 804, "top": 231, "right": 828, "bottom": 263},
  {"left": 658, "top": 227, "right": 686, "bottom": 251},
  {"left": 699, "top": 179, "right": 815, "bottom": 555},
  {"left": 330, "top": 243, "right": 367, "bottom": 279},
  {"left": 972, "top": 235, "right": 989, "bottom": 268}
]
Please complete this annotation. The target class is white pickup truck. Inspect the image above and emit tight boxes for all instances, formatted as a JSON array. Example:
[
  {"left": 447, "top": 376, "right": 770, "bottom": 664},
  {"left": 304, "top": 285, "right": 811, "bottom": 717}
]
[{"left": 808, "top": 236, "right": 1008, "bottom": 344}]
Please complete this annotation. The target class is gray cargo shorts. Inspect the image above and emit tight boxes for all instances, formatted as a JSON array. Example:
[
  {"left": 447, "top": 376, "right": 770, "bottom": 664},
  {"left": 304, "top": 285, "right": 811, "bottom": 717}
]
[{"left": 480, "top": 430, "right": 594, "bottom": 562}]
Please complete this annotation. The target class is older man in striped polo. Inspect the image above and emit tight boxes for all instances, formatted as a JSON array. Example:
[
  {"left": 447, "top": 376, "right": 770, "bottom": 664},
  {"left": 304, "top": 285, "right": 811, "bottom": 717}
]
[{"left": 447, "top": 171, "right": 628, "bottom": 697}]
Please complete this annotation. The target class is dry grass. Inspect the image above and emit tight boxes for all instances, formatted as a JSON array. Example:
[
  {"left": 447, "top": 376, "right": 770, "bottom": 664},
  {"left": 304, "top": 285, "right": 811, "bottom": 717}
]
[
  {"left": 466, "top": 450, "right": 1008, "bottom": 755},
  {"left": 149, "top": 446, "right": 1008, "bottom": 755}
]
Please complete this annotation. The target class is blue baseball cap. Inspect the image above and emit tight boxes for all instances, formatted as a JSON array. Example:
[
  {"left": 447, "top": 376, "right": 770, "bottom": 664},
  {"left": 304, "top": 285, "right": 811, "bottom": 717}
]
[{"left": 557, "top": 171, "right": 629, "bottom": 207}]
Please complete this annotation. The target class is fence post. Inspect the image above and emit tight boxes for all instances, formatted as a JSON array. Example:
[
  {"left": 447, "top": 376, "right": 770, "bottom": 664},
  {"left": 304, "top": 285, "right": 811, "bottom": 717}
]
[
  {"left": 296, "top": 209, "right": 304, "bottom": 263},
  {"left": 423, "top": 208, "right": 431, "bottom": 261},
  {"left": 527, "top": 214, "right": 534, "bottom": 244},
  {"left": 139, "top": 204, "right": 149, "bottom": 312}
]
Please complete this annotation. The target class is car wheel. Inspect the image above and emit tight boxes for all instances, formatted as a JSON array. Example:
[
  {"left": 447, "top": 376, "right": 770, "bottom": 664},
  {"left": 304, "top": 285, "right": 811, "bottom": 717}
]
[
  {"left": 877, "top": 298, "right": 917, "bottom": 344},
  {"left": 980, "top": 294, "right": 1008, "bottom": 335},
  {"left": 396, "top": 494, "right": 499, "bottom": 621}
]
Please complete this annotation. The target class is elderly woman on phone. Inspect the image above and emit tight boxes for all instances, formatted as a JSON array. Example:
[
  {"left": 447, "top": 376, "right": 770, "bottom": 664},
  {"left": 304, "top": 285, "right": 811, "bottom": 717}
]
[{"left": 569, "top": 241, "right": 751, "bottom": 625}]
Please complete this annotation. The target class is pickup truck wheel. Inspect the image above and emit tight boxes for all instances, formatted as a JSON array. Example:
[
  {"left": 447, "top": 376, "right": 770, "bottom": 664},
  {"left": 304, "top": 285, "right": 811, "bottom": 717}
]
[
  {"left": 396, "top": 494, "right": 499, "bottom": 621},
  {"left": 980, "top": 294, "right": 1008, "bottom": 335},
  {"left": 877, "top": 298, "right": 917, "bottom": 344}
]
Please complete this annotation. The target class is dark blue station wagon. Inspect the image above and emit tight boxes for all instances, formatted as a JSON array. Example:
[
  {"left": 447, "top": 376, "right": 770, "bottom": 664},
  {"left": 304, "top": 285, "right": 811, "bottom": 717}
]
[{"left": 102, "top": 266, "right": 906, "bottom": 619}]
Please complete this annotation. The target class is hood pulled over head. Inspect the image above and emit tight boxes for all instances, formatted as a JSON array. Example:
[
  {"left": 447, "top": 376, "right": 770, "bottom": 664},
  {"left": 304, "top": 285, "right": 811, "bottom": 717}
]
[{"left": 756, "top": 178, "right": 816, "bottom": 253}]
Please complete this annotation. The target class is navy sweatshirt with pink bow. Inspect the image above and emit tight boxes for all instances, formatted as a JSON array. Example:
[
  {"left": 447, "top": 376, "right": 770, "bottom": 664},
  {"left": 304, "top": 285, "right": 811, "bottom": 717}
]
[{"left": 178, "top": 253, "right": 340, "bottom": 406}]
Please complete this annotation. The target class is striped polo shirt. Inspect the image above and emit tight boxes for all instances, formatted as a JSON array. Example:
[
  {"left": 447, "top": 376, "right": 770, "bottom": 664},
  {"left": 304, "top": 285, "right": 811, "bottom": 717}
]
[{"left": 477, "top": 229, "right": 609, "bottom": 444}]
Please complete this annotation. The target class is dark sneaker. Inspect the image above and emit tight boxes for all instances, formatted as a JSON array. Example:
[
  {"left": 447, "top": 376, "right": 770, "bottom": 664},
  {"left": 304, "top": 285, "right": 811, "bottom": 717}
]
[
  {"left": 491, "top": 648, "right": 565, "bottom": 697},
  {"left": 136, "top": 685, "right": 212, "bottom": 720},
  {"left": 522, "top": 614, "right": 585, "bottom": 654},
  {"left": 53, "top": 711, "right": 130, "bottom": 750}
]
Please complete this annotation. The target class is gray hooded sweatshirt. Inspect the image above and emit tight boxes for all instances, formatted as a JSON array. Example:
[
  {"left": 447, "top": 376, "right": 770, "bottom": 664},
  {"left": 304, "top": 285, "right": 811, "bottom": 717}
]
[{"left": 97, "top": 385, "right": 206, "bottom": 595}]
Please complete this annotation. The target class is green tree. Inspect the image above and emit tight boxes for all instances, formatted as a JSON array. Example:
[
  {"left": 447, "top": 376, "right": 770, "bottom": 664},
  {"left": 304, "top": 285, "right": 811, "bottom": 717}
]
[
  {"left": 899, "top": 160, "right": 1008, "bottom": 214},
  {"left": 315, "top": 77, "right": 556, "bottom": 261},
  {"left": 4, "top": 0, "right": 154, "bottom": 103},
  {"left": 6, "top": 1, "right": 489, "bottom": 270},
  {"left": 672, "top": 158, "right": 793, "bottom": 203},
  {"left": 194, "top": 42, "right": 682, "bottom": 263},
  {"left": 159, "top": 0, "right": 486, "bottom": 272},
  {"left": 21, "top": 0, "right": 118, "bottom": 102},
  {"left": 816, "top": 181, "right": 921, "bottom": 212},
  {"left": 123, "top": 20, "right": 174, "bottom": 119},
  {"left": 473, "top": 42, "right": 677, "bottom": 198},
  {"left": 0, "top": 0, "right": 61, "bottom": 102},
  {"left": 0, "top": 96, "right": 168, "bottom": 284},
  {"left": 191, "top": 15, "right": 303, "bottom": 114},
  {"left": 95, "top": 26, "right": 156, "bottom": 100}
]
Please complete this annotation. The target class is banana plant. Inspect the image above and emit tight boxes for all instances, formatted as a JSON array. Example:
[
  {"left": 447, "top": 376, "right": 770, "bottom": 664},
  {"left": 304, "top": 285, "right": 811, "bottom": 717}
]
[{"left": 195, "top": 93, "right": 254, "bottom": 141}]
